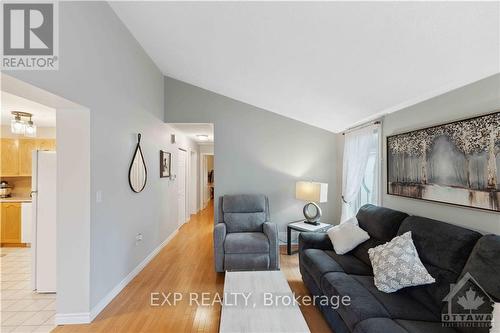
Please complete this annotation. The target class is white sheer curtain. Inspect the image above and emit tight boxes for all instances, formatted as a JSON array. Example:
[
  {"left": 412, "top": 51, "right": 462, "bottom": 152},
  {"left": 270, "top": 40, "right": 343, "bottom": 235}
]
[{"left": 341, "top": 124, "right": 380, "bottom": 222}]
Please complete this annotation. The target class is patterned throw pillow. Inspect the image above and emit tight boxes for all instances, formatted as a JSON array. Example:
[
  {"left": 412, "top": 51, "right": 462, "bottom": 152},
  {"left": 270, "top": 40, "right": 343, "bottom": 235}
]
[{"left": 368, "top": 231, "right": 435, "bottom": 293}]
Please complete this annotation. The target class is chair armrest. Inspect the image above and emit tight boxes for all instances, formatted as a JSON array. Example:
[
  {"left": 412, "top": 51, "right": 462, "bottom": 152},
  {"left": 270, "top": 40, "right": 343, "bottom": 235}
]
[
  {"left": 299, "top": 232, "right": 333, "bottom": 252},
  {"left": 214, "top": 223, "right": 226, "bottom": 272},
  {"left": 263, "top": 222, "right": 280, "bottom": 270}
]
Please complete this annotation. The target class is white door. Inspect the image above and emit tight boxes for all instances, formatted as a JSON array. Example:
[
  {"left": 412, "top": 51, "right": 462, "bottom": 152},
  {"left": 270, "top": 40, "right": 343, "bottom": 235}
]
[{"left": 178, "top": 149, "right": 187, "bottom": 226}]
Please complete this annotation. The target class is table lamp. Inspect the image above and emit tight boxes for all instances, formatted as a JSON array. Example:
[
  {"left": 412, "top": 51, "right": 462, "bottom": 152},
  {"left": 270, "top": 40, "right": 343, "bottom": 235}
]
[{"left": 295, "top": 181, "right": 328, "bottom": 225}]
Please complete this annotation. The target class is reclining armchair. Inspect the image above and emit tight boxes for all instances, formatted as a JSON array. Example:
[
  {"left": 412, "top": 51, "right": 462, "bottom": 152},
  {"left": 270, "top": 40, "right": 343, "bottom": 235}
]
[{"left": 214, "top": 194, "right": 279, "bottom": 272}]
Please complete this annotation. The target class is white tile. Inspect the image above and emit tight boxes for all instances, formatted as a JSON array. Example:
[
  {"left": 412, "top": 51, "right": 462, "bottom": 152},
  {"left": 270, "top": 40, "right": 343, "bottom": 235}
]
[
  {"left": 22, "top": 311, "right": 54, "bottom": 326},
  {"left": 23, "top": 300, "right": 53, "bottom": 312},
  {"left": 6, "top": 300, "right": 36, "bottom": 311},
  {"left": 1, "top": 311, "right": 37, "bottom": 326},
  {"left": 32, "top": 325, "right": 56, "bottom": 333},
  {"left": 41, "top": 301, "right": 55, "bottom": 311},
  {"left": 1, "top": 311, "right": 18, "bottom": 323},
  {"left": 0, "top": 326, "right": 17, "bottom": 333},
  {"left": 12, "top": 325, "right": 38, "bottom": 333},
  {"left": 1, "top": 300, "right": 18, "bottom": 310}
]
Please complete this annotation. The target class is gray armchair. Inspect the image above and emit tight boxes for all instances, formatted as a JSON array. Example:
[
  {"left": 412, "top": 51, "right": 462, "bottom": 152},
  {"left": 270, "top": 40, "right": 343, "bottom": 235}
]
[{"left": 214, "top": 194, "right": 279, "bottom": 272}]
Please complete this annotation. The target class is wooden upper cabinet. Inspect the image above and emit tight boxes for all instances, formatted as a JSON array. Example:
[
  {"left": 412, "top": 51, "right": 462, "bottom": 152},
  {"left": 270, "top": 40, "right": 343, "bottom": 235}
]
[
  {"left": 0, "top": 138, "right": 56, "bottom": 176},
  {"left": 1, "top": 139, "right": 19, "bottom": 176},
  {"left": 18, "top": 139, "right": 37, "bottom": 176},
  {"left": 38, "top": 139, "right": 56, "bottom": 151},
  {"left": 0, "top": 202, "right": 21, "bottom": 244}
]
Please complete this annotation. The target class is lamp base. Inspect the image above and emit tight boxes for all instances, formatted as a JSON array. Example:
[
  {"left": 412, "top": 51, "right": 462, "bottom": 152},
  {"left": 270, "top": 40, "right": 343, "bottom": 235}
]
[{"left": 303, "top": 220, "right": 320, "bottom": 226}]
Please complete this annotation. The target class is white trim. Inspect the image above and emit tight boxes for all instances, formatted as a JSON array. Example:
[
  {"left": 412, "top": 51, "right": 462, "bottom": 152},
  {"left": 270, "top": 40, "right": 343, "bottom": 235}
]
[
  {"left": 90, "top": 228, "right": 179, "bottom": 320},
  {"left": 55, "top": 313, "right": 91, "bottom": 325},
  {"left": 54, "top": 228, "right": 179, "bottom": 325}
]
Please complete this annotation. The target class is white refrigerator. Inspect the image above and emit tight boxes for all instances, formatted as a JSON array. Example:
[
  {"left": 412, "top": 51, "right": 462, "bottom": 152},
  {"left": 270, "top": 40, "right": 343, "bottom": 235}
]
[{"left": 31, "top": 150, "right": 57, "bottom": 293}]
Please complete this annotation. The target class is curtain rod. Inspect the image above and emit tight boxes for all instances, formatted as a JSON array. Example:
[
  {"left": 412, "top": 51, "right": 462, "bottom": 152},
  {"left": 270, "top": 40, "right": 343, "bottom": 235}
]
[{"left": 342, "top": 120, "right": 381, "bottom": 135}]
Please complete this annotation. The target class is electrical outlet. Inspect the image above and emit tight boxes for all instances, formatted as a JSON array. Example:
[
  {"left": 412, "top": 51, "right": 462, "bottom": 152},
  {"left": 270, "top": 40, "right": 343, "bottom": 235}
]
[{"left": 96, "top": 191, "right": 102, "bottom": 203}]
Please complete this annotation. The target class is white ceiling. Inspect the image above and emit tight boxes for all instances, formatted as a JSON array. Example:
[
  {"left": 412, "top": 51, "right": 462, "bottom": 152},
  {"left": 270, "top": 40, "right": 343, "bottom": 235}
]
[
  {"left": 1, "top": 91, "right": 56, "bottom": 127},
  {"left": 169, "top": 123, "right": 214, "bottom": 144},
  {"left": 111, "top": 2, "right": 499, "bottom": 133}
]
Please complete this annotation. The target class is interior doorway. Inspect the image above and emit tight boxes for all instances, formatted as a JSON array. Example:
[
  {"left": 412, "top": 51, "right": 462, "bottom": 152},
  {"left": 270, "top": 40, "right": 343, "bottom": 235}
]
[{"left": 1, "top": 74, "right": 91, "bottom": 326}]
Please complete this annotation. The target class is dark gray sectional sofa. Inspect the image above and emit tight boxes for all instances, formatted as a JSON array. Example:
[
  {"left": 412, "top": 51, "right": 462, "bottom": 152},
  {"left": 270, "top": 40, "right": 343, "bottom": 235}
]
[{"left": 299, "top": 204, "right": 500, "bottom": 333}]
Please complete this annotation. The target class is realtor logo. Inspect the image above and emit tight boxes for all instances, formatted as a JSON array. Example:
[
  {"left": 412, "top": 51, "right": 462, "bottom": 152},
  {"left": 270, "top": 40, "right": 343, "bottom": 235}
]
[
  {"left": 442, "top": 272, "right": 494, "bottom": 329},
  {"left": 1, "top": 2, "right": 58, "bottom": 69}
]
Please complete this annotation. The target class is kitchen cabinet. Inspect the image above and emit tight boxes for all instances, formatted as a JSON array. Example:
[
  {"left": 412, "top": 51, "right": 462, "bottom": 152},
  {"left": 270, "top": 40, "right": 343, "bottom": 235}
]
[
  {"left": 38, "top": 139, "right": 56, "bottom": 151},
  {"left": 1, "top": 139, "right": 19, "bottom": 176},
  {"left": 1, "top": 202, "right": 21, "bottom": 244},
  {"left": 0, "top": 138, "right": 56, "bottom": 177},
  {"left": 18, "top": 139, "right": 37, "bottom": 176},
  {"left": 21, "top": 202, "right": 32, "bottom": 243}
]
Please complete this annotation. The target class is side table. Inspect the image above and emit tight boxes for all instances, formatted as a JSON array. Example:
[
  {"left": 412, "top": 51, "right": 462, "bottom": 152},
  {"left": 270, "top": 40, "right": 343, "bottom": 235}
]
[{"left": 287, "top": 221, "right": 332, "bottom": 255}]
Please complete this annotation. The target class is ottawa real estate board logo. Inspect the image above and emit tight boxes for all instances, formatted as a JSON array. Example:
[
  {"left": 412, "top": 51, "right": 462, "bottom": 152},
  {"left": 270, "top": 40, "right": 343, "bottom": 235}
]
[{"left": 1, "top": 2, "right": 58, "bottom": 70}]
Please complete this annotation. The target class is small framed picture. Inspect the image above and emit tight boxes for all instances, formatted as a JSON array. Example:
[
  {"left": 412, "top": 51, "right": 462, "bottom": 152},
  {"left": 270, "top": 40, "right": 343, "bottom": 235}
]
[{"left": 160, "top": 150, "right": 171, "bottom": 178}]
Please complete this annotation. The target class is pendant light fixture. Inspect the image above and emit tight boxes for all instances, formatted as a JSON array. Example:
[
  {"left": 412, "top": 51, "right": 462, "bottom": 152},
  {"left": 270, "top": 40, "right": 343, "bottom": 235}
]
[{"left": 10, "top": 111, "right": 37, "bottom": 137}]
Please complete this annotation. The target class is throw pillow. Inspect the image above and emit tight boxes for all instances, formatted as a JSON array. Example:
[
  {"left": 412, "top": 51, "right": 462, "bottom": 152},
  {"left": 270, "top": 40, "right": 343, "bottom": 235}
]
[
  {"left": 327, "top": 218, "right": 370, "bottom": 255},
  {"left": 368, "top": 231, "right": 435, "bottom": 293}
]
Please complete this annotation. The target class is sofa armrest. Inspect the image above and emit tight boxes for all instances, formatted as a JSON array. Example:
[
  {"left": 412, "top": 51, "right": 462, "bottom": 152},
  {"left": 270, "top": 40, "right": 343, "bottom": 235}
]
[
  {"left": 263, "top": 222, "right": 280, "bottom": 270},
  {"left": 299, "top": 232, "right": 333, "bottom": 252},
  {"left": 214, "top": 223, "right": 226, "bottom": 272}
]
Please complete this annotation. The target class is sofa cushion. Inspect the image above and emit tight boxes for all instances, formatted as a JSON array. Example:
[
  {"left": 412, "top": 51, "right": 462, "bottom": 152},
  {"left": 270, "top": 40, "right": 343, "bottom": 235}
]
[
  {"left": 356, "top": 204, "right": 408, "bottom": 242},
  {"left": 320, "top": 272, "right": 390, "bottom": 331},
  {"left": 350, "top": 238, "right": 386, "bottom": 266},
  {"left": 351, "top": 275, "right": 439, "bottom": 322},
  {"left": 222, "top": 194, "right": 266, "bottom": 213},
  {"left": 459, "top": 234, "right": 500, "bottom": 301},
  {"left": 224, "top": 212, "right": 267, "bottom": 233},
  {"left": 353, "top": 318, "right": 458, "bottom": 333},
  {"left": 224, "top": 253, "right": 269, "bottom": 271},
  {"left": 397, "top": 216, "right": 482, "bottom": 308},
  {"left": 224, "top": 232, "right": 269, "bottom": 254},
  {"left": 301, "top": 249, "right": 372, "bottom": 287}
]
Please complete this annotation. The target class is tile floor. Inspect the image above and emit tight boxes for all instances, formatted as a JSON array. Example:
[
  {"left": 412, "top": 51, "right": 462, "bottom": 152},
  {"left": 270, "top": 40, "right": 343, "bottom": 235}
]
[{"left": 1, "top": 247, "right": 56, "bottom": 333}]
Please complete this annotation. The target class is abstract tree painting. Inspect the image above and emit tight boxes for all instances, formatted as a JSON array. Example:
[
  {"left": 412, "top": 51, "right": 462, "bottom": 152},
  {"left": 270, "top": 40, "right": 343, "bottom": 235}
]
[{"left": 387, "top": 111, "right": 500, "bottom": 212}]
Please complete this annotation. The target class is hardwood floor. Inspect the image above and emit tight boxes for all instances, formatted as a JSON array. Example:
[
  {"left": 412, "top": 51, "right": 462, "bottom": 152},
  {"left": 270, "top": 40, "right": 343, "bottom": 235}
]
[{"left": 53, "top": 202, "right": 331, "bottom": 333}]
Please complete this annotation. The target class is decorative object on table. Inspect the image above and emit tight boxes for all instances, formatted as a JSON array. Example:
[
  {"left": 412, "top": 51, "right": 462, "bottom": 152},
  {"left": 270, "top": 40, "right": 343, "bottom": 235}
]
[
  {"left": 295, "top": 181, "right": 328, "bottom": 225},
  {"left": 287, "top": 220, "right": 331, "bottom": 255},
  {"left": 326, "top": 217, "right": 369, "bottom": 255},
  {"left": 128, "top": 133, "right": 147, "bottom": 193},
  {"left": 387, "top": 111, "right": 500, "bottom": 212},
  {"left": 368, "top": 231, "right": 435, "bottom": 293},
  {"left": 160, "top": 150, "right": 171, "bottom": 178},
  {"left": 0, "top": 181, "right": 13, "bottom": 198},
  {"left": 10, "top": 111, "right": 37, "bottom": 137}
]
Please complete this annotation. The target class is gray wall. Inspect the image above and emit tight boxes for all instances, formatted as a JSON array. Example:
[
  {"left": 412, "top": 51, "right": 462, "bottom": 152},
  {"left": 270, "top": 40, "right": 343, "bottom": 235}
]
[
  {"left": 6, "top": 2, "right": 195, "bottom": 311},
  {"left": 165, "top": 77, "right": 341, "bottom": 238},
  {"left": 382, "top": 74, "right": 500, "bottom": 234}
]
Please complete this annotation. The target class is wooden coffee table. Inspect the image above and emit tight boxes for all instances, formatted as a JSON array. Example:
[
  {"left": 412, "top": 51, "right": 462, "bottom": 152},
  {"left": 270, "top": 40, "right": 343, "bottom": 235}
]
[{"left": 219, "top": 271, "right": 310, "bottom": 333}]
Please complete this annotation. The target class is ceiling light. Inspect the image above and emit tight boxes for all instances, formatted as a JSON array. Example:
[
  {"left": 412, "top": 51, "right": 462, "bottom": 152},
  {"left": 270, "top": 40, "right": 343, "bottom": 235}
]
[
  {"left": 196, "top": 134, "right": 209, "bottom": 141},
  {"left": 25, "top": 117, "right": 37, "bottom": 137},
  {"left": 11, "top": 111, "right": 36, "bottom": 137}
]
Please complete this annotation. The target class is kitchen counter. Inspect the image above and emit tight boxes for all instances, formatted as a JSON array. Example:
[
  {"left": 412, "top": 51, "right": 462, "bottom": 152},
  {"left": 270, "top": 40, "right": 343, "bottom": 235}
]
[{"left": 0, "top": 196, "right": 32, "bottom": 203}]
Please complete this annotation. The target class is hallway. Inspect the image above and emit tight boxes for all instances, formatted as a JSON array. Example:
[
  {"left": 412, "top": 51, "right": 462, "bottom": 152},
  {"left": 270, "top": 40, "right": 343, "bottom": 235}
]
[{"left": 53, "top": 202, "right": 330, "bottom": 333}]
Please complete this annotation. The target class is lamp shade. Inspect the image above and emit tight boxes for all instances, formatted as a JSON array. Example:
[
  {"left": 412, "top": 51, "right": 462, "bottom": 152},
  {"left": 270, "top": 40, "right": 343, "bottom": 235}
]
[{"left": 296, "top": 181, "right": 328, "bottom": 203}]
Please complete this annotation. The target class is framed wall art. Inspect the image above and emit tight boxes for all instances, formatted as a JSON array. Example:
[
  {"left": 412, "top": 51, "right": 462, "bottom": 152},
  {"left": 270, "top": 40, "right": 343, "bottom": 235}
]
[
  {"left": 387, "top": 111, "right": 500, "bottom": 212},
  {"left": 160, "top": 150, "right": 171, "bottom": 178}
]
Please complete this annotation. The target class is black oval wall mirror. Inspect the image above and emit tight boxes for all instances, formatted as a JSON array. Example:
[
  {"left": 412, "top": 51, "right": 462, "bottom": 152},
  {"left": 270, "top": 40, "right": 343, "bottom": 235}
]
[{"left": 129, "top": 133, "right": 147, "bottom": 193}]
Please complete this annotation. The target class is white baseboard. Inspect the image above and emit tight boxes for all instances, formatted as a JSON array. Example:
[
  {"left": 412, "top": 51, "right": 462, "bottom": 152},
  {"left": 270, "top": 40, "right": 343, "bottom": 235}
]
[
  {"left": 55, "top": 228, "right": 179, "bottom": 325},
  {"left": 55, "top": 312, "right": 91, "bottom": 325}
]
